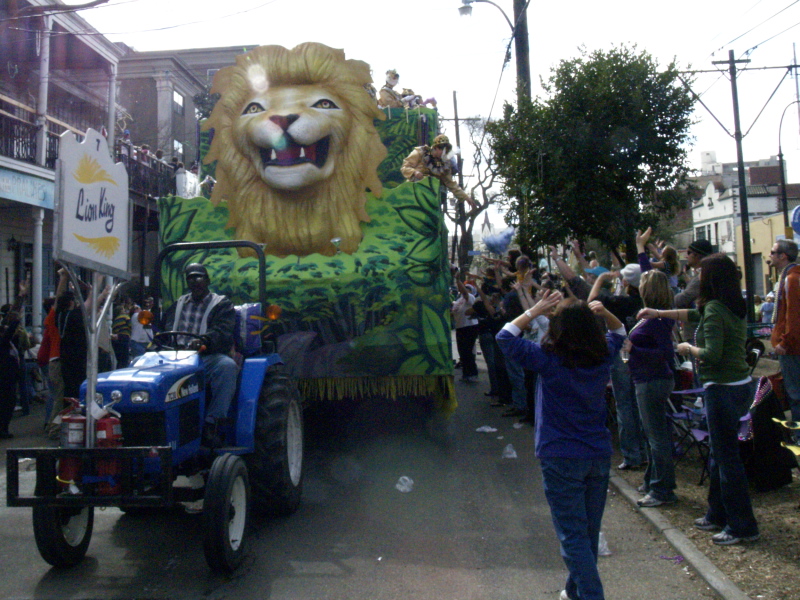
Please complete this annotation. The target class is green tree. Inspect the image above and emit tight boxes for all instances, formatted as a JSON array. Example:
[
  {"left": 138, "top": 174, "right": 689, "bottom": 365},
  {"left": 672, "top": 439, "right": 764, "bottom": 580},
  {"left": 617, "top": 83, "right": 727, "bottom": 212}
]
[
  {"left": 487, "top": 45, "right": 696, "bottom": 259},
  {"left": 193, "top": 84, "right": 220, "bottom": 120}
]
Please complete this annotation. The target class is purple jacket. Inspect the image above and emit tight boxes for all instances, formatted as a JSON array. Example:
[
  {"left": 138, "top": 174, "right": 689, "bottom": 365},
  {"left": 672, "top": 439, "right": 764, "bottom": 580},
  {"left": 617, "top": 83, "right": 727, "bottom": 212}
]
[{"left": 628, "top": 317, "right": 675, "bottom": 384}]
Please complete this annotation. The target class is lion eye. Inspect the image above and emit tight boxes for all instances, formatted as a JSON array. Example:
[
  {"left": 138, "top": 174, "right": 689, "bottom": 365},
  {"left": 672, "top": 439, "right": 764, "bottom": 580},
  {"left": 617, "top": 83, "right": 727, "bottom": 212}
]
[
  {"left": 242, "top": 102, "right": 265, "bottom": 115},
  {"left": 312, "top": 99, "right": 339, "bottom": 109}
]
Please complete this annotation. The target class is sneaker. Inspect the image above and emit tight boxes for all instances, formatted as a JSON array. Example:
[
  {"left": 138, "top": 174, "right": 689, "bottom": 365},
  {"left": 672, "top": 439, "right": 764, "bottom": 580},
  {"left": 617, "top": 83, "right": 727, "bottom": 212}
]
[
  {"left": 711, "top": 531, "right": 760, "bottom": 545},
  {"left": 559, "top": 591, "right": 574, "bottom": 600},
  {"left": 637, "top": 494, "right": 675, "bottom": 507},
  {"left": 693, "top": 517, "right": 723, "bottom": 532}
]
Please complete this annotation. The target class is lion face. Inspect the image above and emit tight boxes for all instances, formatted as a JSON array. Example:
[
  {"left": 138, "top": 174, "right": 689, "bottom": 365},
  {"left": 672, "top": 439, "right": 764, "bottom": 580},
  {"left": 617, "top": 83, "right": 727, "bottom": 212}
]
[
  {"left": 203, "top": 43, "right": 387, "bottom": 258},
  {"left": 234, "top": 86, "right": 351, "bottom": 191}
]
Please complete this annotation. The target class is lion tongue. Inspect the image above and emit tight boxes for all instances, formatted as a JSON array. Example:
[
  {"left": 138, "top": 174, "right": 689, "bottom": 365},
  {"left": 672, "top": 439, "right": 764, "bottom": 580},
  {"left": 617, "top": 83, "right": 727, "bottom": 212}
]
[{"left": 274, "top": 142, "right": 316, "bottom": 165}]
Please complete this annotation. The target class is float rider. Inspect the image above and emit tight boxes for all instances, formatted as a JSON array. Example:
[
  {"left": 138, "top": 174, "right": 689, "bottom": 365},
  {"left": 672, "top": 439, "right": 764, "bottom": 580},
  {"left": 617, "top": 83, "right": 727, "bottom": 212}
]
[{"left": 401, "top": 134, "right": 478, "bottom": 210}]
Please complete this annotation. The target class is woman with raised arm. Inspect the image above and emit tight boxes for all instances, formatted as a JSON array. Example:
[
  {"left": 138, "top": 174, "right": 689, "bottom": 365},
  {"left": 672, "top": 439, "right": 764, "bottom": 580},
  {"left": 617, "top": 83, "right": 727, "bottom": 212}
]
[
  {"left": 637, "top": 253, "right": 758, "bottom": 546},
  {"left": 622, "top": 269, "right": 677, "bottom": 507},
  {"left": 496, "top": 290, "right": 625, "bottom": 600}
]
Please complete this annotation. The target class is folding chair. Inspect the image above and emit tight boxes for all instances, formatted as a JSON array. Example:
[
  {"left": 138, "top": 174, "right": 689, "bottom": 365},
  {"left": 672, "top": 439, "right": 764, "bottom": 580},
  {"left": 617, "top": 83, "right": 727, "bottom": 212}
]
[
  {"left": 670, "top": 356, "right": 710, "bottom": 483},
  {"left": 772, "top": 418, "right": 800, "bottom": 475}
]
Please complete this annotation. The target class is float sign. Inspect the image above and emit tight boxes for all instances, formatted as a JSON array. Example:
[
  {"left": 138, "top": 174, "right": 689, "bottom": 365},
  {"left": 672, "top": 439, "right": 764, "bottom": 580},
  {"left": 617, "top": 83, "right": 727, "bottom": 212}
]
[{"left": 54, "top": 128, "right": 130, "bottom": 279}]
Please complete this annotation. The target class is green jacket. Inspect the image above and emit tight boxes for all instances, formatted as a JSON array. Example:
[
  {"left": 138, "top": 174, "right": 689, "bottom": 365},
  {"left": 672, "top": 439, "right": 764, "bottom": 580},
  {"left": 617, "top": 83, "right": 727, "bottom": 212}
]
[{"left": 688, "top": 300, "right": 750, "bottom": 384}]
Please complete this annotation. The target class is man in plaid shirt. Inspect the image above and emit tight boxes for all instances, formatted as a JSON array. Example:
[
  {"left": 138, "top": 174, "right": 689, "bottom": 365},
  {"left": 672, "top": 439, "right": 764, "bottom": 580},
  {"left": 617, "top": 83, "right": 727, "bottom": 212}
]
[{"left": 162, "top": 263, "right": 237, "bottom": 446}]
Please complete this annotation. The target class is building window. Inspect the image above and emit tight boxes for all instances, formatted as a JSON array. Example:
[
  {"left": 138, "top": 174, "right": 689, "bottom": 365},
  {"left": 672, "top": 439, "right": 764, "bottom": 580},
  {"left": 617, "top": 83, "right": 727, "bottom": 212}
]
[
  {"left": 173, "top": 91, "right": 184, "bottom": 116},
  {"left": 695, "top": 226, "right": 706, "bottom": 241},
  {"left": 173, "top": 139, "right": 184, "bottom": 161}
]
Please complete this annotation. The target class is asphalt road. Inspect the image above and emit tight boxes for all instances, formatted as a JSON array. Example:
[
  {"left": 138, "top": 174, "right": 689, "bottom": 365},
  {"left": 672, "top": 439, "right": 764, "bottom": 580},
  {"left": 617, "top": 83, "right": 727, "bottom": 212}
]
[{"left": 0, "top": 366, "right": 717, "bottom": 600}]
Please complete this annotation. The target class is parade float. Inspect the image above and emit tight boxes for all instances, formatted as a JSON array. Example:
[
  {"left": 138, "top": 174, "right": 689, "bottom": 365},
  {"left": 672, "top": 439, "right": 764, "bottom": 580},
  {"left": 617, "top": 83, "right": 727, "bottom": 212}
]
[{"left": 157, "top": 42, "right": 456, "bottom": 412}]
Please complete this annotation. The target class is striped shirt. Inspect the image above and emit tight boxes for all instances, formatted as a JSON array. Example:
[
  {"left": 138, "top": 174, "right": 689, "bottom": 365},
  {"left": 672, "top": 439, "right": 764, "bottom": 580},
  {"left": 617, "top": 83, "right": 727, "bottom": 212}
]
[{"left": 175, "top": 293, "right": 213, "bottom": 345}]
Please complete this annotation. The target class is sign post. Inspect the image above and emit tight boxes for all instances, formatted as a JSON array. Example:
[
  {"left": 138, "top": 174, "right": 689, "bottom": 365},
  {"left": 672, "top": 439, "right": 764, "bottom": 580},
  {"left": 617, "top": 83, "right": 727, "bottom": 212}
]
[{"left": 53, "top": 128, "right": 130, "bottom": 448}]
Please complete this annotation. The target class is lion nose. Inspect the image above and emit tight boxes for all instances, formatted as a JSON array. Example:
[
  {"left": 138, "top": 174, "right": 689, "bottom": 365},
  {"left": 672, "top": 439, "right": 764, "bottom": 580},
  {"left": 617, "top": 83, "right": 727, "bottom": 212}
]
[{"left": 269, "top": 114, "right": 299, "bottom": 132}]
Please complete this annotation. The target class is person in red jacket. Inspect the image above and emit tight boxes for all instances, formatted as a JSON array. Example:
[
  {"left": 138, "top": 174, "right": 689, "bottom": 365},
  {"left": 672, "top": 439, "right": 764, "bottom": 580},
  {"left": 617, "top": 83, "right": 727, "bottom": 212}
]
[
  {"left": 37, "top": 296, "right": 63, "bottom": 437},
  {"left": 769, "top": 239, "right": 800, "bottom": 441}
]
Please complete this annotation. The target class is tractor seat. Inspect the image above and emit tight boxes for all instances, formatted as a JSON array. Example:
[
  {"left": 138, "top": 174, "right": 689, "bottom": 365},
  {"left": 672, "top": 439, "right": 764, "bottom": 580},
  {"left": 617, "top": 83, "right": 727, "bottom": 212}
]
[{"left": 234, "top": 302, "right": 263, "bottom": 357}]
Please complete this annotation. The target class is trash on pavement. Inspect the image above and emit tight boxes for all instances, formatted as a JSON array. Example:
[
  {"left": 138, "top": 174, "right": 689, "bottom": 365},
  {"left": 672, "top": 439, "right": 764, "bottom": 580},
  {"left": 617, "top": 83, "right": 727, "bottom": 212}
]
[
  {"left": 475, "top": 425, "right": 498, "bottom": 433},
  {"left": 395, "top": 476, "right": 414, "bottom": 493},
  {"left": 598, "top": 531, "right": 612, "bottom": 556},
  {"left": 502, "top": 444, "right": 517, "bottom": 459}
]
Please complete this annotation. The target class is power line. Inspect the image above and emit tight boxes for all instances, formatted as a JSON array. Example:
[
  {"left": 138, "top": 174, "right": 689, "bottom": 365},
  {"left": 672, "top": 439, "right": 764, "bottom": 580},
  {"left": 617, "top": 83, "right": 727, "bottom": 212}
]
[
  {"left": 715, "top": 0, "right": 800, "bottom": 54},
  {"left": 744, "top": 19, "right": 800, "bottom": 54},
  {"left": 2, "top": 0, "right": 282, "bottom": 35}
]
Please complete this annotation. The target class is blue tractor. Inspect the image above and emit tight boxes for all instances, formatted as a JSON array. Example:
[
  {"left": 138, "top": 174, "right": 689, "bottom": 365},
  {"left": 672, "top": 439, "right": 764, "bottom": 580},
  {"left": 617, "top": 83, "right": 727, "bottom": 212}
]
[{"left": 6, "top": 241, "right": 304, "bottom": 573}]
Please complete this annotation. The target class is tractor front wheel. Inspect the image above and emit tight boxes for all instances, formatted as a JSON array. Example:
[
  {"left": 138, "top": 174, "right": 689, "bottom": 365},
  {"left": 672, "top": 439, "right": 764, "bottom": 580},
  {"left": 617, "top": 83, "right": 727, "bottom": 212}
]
[
  {"left": 203, "top": 453, "right": 250, "bottom": 573},
  {"left": 32, "top": 505, "right": 94, "bottom": 568}
]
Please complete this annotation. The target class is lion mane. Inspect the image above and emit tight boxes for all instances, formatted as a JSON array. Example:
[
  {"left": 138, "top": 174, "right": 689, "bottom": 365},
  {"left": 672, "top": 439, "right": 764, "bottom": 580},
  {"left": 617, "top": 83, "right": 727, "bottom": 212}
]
[{"left": 203, "top": 43, "right": 387, "bottom": 257}]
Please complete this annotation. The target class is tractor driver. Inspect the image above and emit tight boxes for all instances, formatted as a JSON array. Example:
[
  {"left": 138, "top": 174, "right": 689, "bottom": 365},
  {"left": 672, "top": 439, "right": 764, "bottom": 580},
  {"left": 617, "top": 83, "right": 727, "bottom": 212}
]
[{"left": 162, "top": 263, "right": 238, "bottom": 446}]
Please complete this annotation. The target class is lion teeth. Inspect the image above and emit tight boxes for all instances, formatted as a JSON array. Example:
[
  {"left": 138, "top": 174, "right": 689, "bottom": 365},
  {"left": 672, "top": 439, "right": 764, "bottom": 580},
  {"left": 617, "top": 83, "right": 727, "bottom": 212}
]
[
  {"left": 271, "top": 149, "right": 277, "bottom": 161},
  {"left": 299, "top": 147, "right": 306, "bottom": 158}
]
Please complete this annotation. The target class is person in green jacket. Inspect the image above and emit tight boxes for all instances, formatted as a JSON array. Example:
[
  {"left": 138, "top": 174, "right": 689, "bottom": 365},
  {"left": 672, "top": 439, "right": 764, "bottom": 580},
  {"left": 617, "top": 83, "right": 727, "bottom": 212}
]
[{"left": 638, "top": 253, "right": 759, "bottom": 546}]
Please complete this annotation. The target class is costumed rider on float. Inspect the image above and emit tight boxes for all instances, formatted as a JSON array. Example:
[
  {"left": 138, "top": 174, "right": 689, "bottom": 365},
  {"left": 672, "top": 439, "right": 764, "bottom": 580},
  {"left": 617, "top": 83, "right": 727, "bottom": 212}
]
[
  {"left": 161, "top": 263, "right": 238, "bottom": 448},
  {"left": 378, "top": 69, "right": 405, "bottom": 109},
  {"left": 401, "top": 134, "right": 478, "bottom": 209}
]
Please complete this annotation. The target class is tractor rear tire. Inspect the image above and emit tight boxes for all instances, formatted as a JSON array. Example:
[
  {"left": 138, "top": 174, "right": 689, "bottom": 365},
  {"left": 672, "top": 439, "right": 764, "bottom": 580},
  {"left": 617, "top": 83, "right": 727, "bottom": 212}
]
[
  {"left": 247, "top": 371, "right": 304, "bottom": 516},
  {"left": 32, "top": 505, "right": 94, "bottom": 568},
  {"left": 203, "top": 453, "right": 250, "bottom": 573}
]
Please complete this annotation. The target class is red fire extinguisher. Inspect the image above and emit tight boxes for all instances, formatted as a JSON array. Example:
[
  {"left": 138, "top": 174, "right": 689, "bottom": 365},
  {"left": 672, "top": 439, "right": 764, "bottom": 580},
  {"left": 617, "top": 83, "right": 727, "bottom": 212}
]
[
  {"left": 96, "top": 412, "right": 123, "bottom": 495},
  {"left": 58, "top": 398, "right": 85, "bottom": 490}
]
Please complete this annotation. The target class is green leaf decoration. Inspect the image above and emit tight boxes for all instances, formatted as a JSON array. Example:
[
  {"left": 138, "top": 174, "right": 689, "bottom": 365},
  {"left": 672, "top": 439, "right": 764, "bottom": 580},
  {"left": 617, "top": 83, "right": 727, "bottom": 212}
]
[
  {"left": 404, "top": 264, "right": 438, "bottom": 287},
  {"left": 407, "top": 236, "right": 441, "bottom": 265},
  {"left": 396, "top": 206, "right": 438, "bottom": 237}
]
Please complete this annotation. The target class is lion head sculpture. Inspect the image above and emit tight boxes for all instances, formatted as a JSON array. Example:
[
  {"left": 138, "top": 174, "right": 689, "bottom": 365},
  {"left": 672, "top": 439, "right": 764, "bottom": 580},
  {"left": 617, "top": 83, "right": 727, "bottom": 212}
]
[{"left": 203, "top": 43, "right": 387, "bottom": 257}]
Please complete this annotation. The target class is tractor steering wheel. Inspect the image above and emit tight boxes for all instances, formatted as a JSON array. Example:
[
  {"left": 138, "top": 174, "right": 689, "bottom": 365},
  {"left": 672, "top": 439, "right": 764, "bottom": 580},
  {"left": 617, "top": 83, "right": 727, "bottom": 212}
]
[{"left": 152, "top": 331, "right": 205, "bottom": 351}]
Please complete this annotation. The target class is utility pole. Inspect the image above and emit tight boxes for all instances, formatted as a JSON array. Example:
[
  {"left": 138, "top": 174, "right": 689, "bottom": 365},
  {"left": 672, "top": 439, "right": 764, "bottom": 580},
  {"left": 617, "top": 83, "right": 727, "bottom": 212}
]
[
  {"left": 512, "top": 0, "right": 531, "bottom": 101},
  {"left": 714, "top": 50, "right": 756, "bottom": 323}
]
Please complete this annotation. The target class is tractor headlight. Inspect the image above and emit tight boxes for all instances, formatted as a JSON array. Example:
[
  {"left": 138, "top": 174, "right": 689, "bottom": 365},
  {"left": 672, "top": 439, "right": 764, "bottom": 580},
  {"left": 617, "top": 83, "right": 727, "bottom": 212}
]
[{"left": 131, "top": 391, "right": 150, "bottom": 404}]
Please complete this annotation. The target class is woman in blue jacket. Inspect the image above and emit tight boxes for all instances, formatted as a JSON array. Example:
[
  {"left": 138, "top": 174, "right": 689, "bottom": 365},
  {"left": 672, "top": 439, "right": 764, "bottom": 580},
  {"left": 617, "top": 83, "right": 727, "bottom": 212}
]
[{"left": 497, "top": 290, "right": 624, "bottom": 600}]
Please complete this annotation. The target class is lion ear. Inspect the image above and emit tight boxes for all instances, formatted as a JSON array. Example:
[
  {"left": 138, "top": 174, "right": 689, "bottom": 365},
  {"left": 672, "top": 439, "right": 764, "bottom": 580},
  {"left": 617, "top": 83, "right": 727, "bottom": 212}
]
[{"left": 209, "top": 66, "right": 233, "bottom": 95}]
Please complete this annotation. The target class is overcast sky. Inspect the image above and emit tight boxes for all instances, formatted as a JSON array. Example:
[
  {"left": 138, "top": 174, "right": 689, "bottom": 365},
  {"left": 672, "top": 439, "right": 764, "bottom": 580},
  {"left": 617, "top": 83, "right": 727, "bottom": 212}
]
[{"left": 66, "top": 0, "right": 800, "bottom": 229}]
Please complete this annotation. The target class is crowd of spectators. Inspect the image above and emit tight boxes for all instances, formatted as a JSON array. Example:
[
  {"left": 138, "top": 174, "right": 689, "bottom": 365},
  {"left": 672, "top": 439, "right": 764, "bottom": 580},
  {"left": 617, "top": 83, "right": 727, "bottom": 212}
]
[{"left": 449, "top": 231, "right": 772, "bottom": 600}]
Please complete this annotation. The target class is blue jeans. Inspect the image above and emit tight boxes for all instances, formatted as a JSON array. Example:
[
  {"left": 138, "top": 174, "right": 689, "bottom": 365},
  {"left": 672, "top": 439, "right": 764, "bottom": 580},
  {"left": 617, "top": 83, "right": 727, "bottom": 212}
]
[
  {"left": 634, "top": 378, "right": 676, "bottom": 501},
  {"left": 505, "top": 353, "right": 528, "bottom": 411},
  {"left": 129, "top": 340, "right": 148, "bottom": 361},
  {"left": 541, "top": 456, "right": 610, "bottom": 600},
  {"left": 779, "top": 355, "right": 800, "bottom": 441},
  {"left": 610, "top": 353, "right": 645, "bottom": 465},
  {"left": 704, "top": 382, "right": 759, "bottom": 538},
  {"left": 201, "top": 353, "right": 239, "bottom": 422}
]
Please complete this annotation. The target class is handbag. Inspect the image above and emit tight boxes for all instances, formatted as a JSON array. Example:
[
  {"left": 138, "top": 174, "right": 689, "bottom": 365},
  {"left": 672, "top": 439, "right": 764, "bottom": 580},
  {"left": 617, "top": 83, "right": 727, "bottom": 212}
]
[{"left": 767, "top": 372, "right": 788, "bottom": 411}]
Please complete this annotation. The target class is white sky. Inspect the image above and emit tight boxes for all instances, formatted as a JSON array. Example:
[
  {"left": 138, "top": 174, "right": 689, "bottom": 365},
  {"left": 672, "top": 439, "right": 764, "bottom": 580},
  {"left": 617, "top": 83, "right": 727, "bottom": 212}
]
[{"left": 67, "top": 0, "right": 800, "bottom": 230}]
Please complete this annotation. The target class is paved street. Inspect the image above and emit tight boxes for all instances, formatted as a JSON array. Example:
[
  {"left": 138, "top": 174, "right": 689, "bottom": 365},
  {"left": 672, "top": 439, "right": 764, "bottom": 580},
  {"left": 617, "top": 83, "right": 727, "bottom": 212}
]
[{"left": 0, "top": 356, "right": 717, "bottom": 600}]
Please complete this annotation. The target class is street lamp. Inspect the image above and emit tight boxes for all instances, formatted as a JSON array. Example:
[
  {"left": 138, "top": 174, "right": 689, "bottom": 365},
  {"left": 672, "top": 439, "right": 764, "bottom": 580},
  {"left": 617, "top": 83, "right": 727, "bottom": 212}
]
[
  {"left": 778, "top": 100, "right": 800, "bottom": 238},
  {"left": 458, "top": 0, "right": 531, "bottom": 103}
]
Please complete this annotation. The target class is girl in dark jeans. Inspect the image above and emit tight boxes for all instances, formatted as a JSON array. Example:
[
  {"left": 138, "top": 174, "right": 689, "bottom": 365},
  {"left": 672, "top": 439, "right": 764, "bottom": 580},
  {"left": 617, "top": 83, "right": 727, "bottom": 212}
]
[
  {"left": 497, "top": 291, "right": 624, "bottom": 600},
  {"left": 623, "top": 270, "right": 677, "bottom": 507}
]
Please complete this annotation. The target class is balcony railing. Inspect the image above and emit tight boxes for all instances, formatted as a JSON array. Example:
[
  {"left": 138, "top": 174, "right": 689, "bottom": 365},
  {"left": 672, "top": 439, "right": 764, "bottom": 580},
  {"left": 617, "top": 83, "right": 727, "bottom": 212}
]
[
  {"left": 0, "top": 112, "right": 176, "bottom": 200},
  {"left": 115, "top": 143, "right": 176, "bottom": 199}
]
